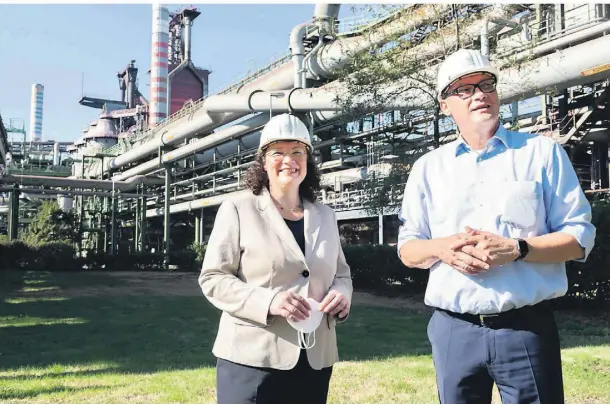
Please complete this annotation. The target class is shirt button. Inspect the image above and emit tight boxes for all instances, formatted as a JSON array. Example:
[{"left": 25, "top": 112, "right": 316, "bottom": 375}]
[{"left": 302, "top": 270, "right": 310, "bottom": 278}]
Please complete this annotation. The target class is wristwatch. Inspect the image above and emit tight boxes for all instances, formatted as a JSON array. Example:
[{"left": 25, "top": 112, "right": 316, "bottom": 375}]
[{"left": 515, "top": 238, "right": 529, "bottom": 260}]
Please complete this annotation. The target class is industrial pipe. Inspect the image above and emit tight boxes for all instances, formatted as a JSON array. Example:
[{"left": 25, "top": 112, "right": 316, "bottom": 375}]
[
  {"left": 497, "top": 19, "right": 610, "bottom": 66},
  {"left": 112, "top": 113, "right": 269, "bottom": 181},
  {"left": 313, "top": 4, "right": 341, "bottom": 33},
  {"left": 291, "top": 22, "right": 312, "bottom": 88},
  {"left": 203, "top": 33, "right": 610, "bottom": 113},
  {"left": 146, "top": 33, "right": 610, "bottom": 218},
  {"left": 0, "top": 174, "right": 164, "bottom": 191},
  {"left": 172, "top": 161, "right": 255, "bottom": 187},
  {"left": 0, "top": 187, "right": 146, "bottom": 199},
  {"left": 143, "top": 23, "right": 610, "bottom": 189},
  {"left": 107, "top": 4, "right": 426, "bottom": 172},
  {"left": 481, "top": 16, "right": 522, "bottom": 56},
  {"left": 146, "top": 189, "right": 250, "bottom": 217},
  {"left": 172, "top": 181, "right": 240, "bottom": 201}
]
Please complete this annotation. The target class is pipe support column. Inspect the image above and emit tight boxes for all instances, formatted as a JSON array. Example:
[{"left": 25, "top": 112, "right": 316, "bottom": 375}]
[
  {"left": 8, "top": 186, "right": 19, "bottom": 241},
  {"left": 163, "top": 165, "right": 172, "bottom": 267}
]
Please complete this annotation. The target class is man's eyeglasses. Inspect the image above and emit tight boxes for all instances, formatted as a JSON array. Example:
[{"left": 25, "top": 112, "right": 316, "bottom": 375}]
[
  {"left": 443, "top": 78, "right": 497, "bottom": 100},
  {"left": 265, "top": 149, "right": 307, "bottom": 161}
]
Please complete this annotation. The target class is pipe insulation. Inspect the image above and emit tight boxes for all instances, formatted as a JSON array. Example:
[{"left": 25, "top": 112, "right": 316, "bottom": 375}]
[
  {"left": 111, "top": 113, "right": 269, "bottom": 181},
  {"left": 146, "top": 33, "right": 610, "bottom": 218},
  {"left": 203, "top": 34, "right": 610, "bottom": 113},
  {"left": 0, "top": 174, "right": 164, "bottom": 191},
  {"left": 107, "top": 4, "right": 443, "bottom": 172},
  {"left": 128, "top": 25, "right": 610, "bottom": 182},
  {"left": 0, "top": 187, "right": 147, "bottom": 198}
]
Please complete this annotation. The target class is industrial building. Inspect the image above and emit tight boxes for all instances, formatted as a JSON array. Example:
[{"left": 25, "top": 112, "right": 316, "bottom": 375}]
[{"left": 1, "top": 3, "right": 609, "bottom": 264}]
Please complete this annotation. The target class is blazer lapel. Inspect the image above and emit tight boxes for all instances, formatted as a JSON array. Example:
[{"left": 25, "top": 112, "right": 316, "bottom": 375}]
[
  {"left": 303, "top": 200, "right": 321, "bottom": 262},
  {"left": 257, "top": 189, "right": 307, "bottom": 264}
]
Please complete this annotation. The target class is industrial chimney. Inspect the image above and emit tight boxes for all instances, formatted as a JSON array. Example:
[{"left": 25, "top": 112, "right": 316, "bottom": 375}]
[
  {"left": 149, "top": 4, "right": 170, "bottom": 127},
  {"left": 29, "top": 83, "right": 44, "bottom": 142}
]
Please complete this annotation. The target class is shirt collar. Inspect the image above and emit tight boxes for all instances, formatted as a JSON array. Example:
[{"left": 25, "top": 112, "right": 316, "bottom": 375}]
[{"left": 454, "top": 122, "right": 510, "bottom": 157}]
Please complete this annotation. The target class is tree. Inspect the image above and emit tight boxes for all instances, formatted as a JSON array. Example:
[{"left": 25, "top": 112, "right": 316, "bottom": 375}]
[
  {"left": 23, "top": 200, "right": 78, "bottom": 245},
  {"left": 357, "top": 163, "right": 410, "bottom": 217},
  {"left": 330, "top": 4, "right": 531, "bottom": 216}
]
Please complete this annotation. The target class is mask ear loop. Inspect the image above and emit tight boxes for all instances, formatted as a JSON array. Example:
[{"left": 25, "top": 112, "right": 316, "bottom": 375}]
[{"left": 298, "top": 331, "right": 316, "bottom": 349}]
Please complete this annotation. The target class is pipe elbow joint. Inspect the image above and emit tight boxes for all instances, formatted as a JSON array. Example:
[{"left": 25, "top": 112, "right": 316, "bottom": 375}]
[{"left": 289, "top": 23, "right": 310, "bottom": 55}]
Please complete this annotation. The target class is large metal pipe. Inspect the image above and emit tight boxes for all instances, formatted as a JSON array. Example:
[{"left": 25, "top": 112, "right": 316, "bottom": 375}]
[
  {"left": 122, "top": 20, "right": 610, "bottom": 188},
  {"left": 172, "top": 161, "right": 255, "bottom": 187},
  {"left": 107, "top": 5, "right": 426, "bottom": 172},
  {"left": 172, "top": 181, "right": 239, "bottom": 201},
  {"left": 147, "top": 189, "right": 250, "bottom": 217},
  {"left": 497, "top": 19, "right": 610, "bottom": 66},
  {"left": 147, "top": 33, "right": 610, "bottom": 217},
  {"left": 290, "top": 23, "right": 311, "bottom": 88},
  {"left": 0, "top": 187, "right": 145, "bottom": 198},
  {"left": 0, "top": 174, "right": 163, "bottom": 191},
  {"left": 112, "top": 113, "right": 268, "bottom": 180},
  {"left": 53, "top": 142, "right": 60, "bottom": 166},
  {"left": 204, "top": 33, "right": 610, "bottom": 114},
  {"left": 313, "top": 4, "right": 341, "bottom": 33}
]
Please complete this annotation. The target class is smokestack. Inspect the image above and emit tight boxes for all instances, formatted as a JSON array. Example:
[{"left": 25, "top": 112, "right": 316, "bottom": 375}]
[
  {"left": 150, "top": 4, "right": 170, "bottom": 126},
  {"left": 29, "top": 83, "right": 44, "bottom": 142}
]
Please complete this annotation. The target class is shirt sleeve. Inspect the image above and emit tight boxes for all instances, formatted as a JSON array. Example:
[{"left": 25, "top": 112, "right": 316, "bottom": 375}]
[
  {"left": 396, "top": 159, "right": 431, "bottom": 258},
  {"left": 544, "top": 141, "right": 596, "bottom": 262}
]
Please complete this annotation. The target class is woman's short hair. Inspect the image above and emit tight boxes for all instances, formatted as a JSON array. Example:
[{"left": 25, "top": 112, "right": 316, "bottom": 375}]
[{"left": 244, "top": 147, "right": 321, "bottom": 202}]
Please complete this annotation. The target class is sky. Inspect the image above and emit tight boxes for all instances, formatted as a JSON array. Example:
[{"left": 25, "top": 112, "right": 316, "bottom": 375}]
[{"left": 0, "top": 3, "right": 361, "bottom": 143}]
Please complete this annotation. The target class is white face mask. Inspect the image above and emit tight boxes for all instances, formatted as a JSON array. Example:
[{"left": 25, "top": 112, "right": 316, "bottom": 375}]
[{"left": 286, "top": 297, "right": 324, "bottom": 349}]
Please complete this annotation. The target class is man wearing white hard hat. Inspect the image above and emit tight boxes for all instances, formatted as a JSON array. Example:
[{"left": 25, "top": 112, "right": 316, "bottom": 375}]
[
  {"left": 199, "top": 113, "right": 352, "bottom": 403},
  {"left": 396, "top": 48, "right": 595, "bottom": 403}
]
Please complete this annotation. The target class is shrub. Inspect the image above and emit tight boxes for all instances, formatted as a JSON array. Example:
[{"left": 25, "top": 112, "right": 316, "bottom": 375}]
[
  {"left": 342, "top": 244, "right": 428, "bottom": 293},
  {"left": 559, "top": 197, "right": 610, "bottom": 308}
]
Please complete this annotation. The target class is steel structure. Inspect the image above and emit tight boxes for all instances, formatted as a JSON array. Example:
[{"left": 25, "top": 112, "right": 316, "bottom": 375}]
[{"left": 1, "top": 3, "right": 610, "bottom": 261}]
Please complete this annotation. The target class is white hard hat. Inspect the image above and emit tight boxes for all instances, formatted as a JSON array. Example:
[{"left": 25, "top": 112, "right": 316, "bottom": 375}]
[
  {"left": 436, "top": 49, "right": 499, "bottom": 98},
  {"left": 258, "top": 114, "right": 313, "bottom": 152}
]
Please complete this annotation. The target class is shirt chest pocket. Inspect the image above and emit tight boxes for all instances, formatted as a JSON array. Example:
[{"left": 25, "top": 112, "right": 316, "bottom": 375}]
[{"left": 493, "top": 181, "right": 541, "bottom": 230}]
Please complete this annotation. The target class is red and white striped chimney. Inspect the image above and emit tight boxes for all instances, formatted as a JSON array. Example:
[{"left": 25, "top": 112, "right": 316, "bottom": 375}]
[{"left": 150, "top": 4, "right": 170, "bottom": 126}]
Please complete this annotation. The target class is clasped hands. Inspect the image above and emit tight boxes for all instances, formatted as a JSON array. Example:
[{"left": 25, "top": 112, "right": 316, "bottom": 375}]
[
  {"left": 439, "top": 226, "right": 520, "bottom": 275},
  {"left": 269, "top": 289, "right": 350, "bottom": 322}
]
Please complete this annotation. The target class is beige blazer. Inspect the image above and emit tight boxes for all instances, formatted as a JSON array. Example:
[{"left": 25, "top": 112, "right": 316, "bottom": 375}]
[{"left": 199, "top": 188, "right": 353, "bottom": 370}]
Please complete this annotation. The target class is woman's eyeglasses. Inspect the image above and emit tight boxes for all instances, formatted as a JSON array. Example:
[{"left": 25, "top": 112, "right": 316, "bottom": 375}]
[
  {"left": 265, "top": 149, "right": 307, "bottom": 161},
  {"left": 443, "top": 78, "right": 497, "bottom": 100}
]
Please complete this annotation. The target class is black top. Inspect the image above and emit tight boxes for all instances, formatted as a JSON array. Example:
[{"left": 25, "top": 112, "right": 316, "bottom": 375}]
[{"left": 284, "top": 218, "right": 305, "bottom": 254}]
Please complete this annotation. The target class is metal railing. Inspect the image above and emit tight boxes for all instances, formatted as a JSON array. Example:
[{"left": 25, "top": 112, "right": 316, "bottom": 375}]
[
  {"left": 333, "top": 5, "right": 409, "bottom": 36},
  {"left": 497, "top": 4, "right": 608, "bottom": 58},
  {"left": 323, "top": 182, "right": 407, "bottom": 212}
]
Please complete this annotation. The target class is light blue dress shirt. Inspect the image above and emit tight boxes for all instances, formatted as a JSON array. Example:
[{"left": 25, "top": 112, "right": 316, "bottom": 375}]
[{"left": 397, "top": 124, "right": 596, "bottom": 315}]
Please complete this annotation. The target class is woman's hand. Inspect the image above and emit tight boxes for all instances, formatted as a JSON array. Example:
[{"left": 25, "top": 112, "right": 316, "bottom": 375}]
[
  {"left": 269, "top": 291, "right": 311, "bottom": 321},
  {"left": 320, "top": 290, "right": 350, "bottom": 319}
]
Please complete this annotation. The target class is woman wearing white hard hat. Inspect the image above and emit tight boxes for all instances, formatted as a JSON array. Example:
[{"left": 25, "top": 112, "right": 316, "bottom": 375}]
[{"left": 199, "top": 113, "right": 353, "bottom": 404}]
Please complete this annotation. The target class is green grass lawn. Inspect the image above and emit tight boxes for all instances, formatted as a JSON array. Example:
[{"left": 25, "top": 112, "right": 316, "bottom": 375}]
[{"left": 1, "top": 270, "right": 609, "bottom": 403}]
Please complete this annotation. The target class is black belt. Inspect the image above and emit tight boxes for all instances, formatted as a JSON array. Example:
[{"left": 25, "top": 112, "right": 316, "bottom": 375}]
[{"left": 436, "top": 301, "right": 550, "bottom": 329}]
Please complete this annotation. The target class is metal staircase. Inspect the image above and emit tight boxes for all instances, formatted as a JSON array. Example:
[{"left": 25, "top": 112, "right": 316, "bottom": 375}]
[{"left": 554, "top": 85, "right": 609, "bottom": 146}]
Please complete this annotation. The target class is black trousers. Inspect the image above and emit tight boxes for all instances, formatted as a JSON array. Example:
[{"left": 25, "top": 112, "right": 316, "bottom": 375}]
[
  {"left": 216, "top": 349, "right": 333, "bottom": 404},
  {"left": 427, "top": 302, "right": 564, "bottom": 404}
]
